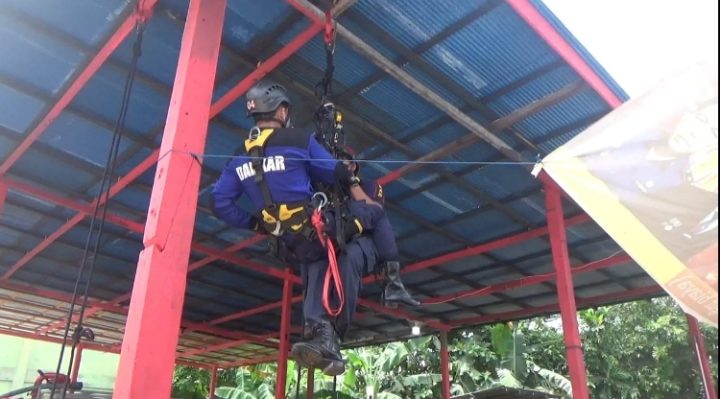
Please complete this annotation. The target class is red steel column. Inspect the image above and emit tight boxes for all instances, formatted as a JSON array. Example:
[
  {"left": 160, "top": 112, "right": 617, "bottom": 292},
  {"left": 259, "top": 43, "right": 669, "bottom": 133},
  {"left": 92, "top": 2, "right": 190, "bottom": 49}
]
[
  {"left": 276, "top": 270, "right": 294, "bottom": 399},
  {"left": 545, "top": 180, "right": 590, "bottom": 399},
  {"left": 70, "top": 345, "right": 83, "bottom": 386},
  {"left": 113, "top": 1, "right": 226, "bottom": 398},
  {"left": 687, "top": 314, "right": 718, "bottom": 399},
  {"left": 440, "top": 332, "right": 451, "bottom": 399},
  {"left": 209, "top": 366, "right": 218, "bottom": 399},
  {"left": 306, "top": 368, "right": 315, "bottom": 399}
]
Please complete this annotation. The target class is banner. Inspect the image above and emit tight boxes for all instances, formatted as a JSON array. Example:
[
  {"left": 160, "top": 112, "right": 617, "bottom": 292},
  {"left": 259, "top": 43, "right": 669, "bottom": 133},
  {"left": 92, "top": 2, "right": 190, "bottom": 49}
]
[{"left": 542, "top": 60, "right": 718, "bottom": 326}]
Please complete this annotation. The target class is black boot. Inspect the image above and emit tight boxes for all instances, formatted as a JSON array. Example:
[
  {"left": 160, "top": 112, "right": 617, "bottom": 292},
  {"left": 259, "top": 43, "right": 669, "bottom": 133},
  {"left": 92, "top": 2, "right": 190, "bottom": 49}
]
[
  {"left": 291, "top": 320, "right": 345, "bottom": 376},
  {"left": 382, "top": 261, "right": 421, "bottom": 308}
]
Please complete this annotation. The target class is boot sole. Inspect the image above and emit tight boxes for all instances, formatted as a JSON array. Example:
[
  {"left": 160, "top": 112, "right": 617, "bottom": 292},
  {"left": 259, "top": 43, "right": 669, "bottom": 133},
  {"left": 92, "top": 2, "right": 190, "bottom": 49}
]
[
  {"left": 291, "top": 343, "right": 346, "bottom": 376},
  {"left": 291, "top": 342, "right": 324, "bottom": 369}
]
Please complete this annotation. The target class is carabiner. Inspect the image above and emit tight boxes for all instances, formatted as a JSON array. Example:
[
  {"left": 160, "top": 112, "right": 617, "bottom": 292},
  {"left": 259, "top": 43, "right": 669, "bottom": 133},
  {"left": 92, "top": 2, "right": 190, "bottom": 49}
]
[{"left": 312, "top": 192, "right": 329, "bottom": 211}]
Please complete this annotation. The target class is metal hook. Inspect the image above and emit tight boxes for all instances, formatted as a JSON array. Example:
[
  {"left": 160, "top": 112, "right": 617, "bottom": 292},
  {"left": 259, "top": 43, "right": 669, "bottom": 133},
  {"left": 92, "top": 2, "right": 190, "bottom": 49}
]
[{"left": 312, "top": 192, "right": 328, "bottom": 211}]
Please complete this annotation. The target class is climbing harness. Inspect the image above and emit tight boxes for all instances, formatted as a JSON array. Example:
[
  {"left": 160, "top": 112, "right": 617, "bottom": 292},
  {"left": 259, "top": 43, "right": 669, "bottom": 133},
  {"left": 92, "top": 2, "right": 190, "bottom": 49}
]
[
  {"left": 48, "top": 4, "right": 146, "bottom": 399},
  {"left": 245, "top": 127, "right": 312, "bottom": 237}
]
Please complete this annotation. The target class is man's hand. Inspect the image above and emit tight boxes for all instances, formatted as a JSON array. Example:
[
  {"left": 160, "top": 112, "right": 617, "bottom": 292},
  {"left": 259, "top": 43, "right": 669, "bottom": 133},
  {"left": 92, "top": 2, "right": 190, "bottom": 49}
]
[
  {"left": 334, "top": 163, "right": 360, "bottom": 187},
  {"left": 349, "top": 185, "right": 381, "bottom": 207}
]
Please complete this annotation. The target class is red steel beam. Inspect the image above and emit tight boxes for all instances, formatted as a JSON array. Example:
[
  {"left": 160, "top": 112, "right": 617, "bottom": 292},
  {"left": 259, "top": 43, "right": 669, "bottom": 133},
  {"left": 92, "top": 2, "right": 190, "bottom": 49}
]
[
  {"left": 1, "top": 177, "right": 285, "bottom": 336},
  {"left": 114, "top": 0, "right": 226, "bottom": 396},
  {"left": 4, "top": 175, "right": 598, "bottom": 334},
  {"left": 506, "top": 0, "right": 623, "bottom": 108},
  {"left": 188, "top": 234, "right": 265, "bottom": 272},
  {"left": 209, "top": 23, "right": 323, "bottom": 118},
  {"left": 358, "top": 298, "right": 450, "bottom": 331},
  {"left": 686, "top": 314, "right": 718, "bottom": 399},
  {"left": 1, "top": 178, "right": 307, "bottom": 329},
  {"left": 209, "top": 0, "right": 358, "bottom": 118},
  {"left": 5, "top": 169, "right": 592, "bottom": 333},
  {"left": 179, "top": 331, "right": 277, "bottom": 358},
  {"left": 3, "top": 175, "right": 286, "bottom": 283},
  {"left": 276, "top": 270, "right": 294, "bottom": 399},
  {"left": 0, "top": 280, "right": 127, "bottom": 314},
  {"left": 544, "top": 181, "right": 590, "bottom": 399},
  {"left": 0, "top": 181, "right": 7, "bottom": 213},
  {"left": 0, "top": 0, "right": 327, "bottom": 285},
  {"left": 1, "top": 149, "right": 160, "bottom": 280},
  {"left": 218, "top": 354, "right": 278, "bottom": 369},
  {"left": 0, "top": 5, "right": 326, "bottom": 279},
  {"left": 35, "top": 234, "right": 263, "bottom": 335},
  {"left": 375, "top": 213, "right": 591, "bottom": 279},
  {"left": 0, "top": 327, "right": 212, "bottom": 369},
  {"left": 0, "top": 1, "right": 159, "bottom": 176},
  {"left": 423, "top": 254, "right": 632, "bottom": 305},
  {"left": 0, "top": 279, "right": 271, "bottom": 346},
  {"left": 208, "top": 296, "right": 303, "bottom": 327},
  {"left": 451, "top": 285, "right": 664, "bottom": 327}
]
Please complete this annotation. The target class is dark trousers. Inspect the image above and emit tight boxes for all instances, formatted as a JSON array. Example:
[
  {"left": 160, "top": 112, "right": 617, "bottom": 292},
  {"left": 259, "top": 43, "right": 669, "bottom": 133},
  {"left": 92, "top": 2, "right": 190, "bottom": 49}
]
[
  {"left": 348, "top": 200, "right": 399, "bottom": 262},
  {"left": 300, "top": 236, "right": 378, "bottom": 336}
]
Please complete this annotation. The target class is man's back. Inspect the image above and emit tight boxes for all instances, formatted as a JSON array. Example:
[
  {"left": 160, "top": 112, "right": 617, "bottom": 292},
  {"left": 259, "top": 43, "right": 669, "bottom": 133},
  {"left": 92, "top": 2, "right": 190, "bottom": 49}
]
[{"left": 211, "top": 127, "right": 338, "bottom": 229}]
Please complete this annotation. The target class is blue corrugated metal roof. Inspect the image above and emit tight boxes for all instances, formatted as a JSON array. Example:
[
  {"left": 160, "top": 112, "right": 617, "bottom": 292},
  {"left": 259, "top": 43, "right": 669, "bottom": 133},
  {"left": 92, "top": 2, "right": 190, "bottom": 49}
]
[{"left": 0, "top": 0, "right": 652, "bottom": 365}]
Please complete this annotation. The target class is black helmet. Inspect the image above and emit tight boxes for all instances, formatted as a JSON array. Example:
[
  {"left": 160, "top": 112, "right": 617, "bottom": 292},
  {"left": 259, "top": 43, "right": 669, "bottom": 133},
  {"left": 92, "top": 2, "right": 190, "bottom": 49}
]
[{"left": 246, "top": 80, "right": 291, "bottom": 117}]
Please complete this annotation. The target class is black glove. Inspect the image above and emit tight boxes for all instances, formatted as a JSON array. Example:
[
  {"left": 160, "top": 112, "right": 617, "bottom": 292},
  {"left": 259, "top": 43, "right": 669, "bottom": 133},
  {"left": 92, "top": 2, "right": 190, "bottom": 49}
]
[{"left": 334, "top": 163, "right": 360, "bottom": 188}]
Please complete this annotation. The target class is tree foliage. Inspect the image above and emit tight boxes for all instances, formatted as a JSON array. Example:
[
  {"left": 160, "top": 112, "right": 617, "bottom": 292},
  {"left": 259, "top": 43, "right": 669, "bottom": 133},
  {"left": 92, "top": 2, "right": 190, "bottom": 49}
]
[{"left": 172, "top": 298, "right": 718, "bottom": 399}]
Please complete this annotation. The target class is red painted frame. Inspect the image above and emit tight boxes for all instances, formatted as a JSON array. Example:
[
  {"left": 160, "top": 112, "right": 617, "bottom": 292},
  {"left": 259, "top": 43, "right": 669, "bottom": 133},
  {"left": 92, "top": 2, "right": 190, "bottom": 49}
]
[{"left": 545, "top": 180, "right": 590, "bottom": 399}]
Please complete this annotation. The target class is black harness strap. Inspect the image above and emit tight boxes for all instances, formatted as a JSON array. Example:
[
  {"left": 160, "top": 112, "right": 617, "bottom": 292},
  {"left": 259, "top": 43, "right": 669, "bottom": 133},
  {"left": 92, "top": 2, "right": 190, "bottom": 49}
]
[{"left": 246, "top": 127, "right": 276, "bottom": 210}]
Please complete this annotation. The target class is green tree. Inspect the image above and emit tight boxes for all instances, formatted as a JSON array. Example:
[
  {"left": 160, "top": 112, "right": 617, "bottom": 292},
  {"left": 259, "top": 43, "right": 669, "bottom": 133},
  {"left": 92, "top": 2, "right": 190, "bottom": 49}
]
[
  {"left": 171, "top": 366, "right": 238, "bottom": 399},
  {"left": 174, "top": 298, "right": 718, "bottom": 399},
  {"left": 579, "top": 298, "right": 718, "bottom": 399}
]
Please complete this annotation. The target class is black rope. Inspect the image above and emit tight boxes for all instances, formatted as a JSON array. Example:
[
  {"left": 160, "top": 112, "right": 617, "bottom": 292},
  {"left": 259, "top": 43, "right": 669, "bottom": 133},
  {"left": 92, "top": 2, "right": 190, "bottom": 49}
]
[{"left": 49, "top": 17, "right": 145, "bottom": 399}]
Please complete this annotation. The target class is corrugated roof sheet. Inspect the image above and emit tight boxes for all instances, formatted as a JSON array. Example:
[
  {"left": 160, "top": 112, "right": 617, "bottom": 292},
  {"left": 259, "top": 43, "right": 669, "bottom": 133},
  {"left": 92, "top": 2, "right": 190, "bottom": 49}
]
[{"left": 0, "top": 0, "right": 656, "bottom": 366}]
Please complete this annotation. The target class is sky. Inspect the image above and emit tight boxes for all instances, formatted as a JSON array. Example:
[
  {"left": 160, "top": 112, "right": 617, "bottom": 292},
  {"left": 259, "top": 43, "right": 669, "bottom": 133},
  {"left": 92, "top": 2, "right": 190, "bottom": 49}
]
[{"left": 543, "top": 0, "right": 719, "bottom": 97}]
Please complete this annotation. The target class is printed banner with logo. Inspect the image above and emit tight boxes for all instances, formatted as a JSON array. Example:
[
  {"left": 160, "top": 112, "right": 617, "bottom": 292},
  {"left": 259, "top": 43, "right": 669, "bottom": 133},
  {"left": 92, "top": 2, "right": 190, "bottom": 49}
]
[{"left": 541, "top": 60, "right": 718, "bottom": 326}]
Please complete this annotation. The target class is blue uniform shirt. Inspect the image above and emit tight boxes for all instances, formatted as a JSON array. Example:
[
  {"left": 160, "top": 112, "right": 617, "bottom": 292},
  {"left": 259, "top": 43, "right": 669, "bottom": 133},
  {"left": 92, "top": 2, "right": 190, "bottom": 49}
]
[{"left": 211, "top": 128, "right": 339, "bottom": 229}]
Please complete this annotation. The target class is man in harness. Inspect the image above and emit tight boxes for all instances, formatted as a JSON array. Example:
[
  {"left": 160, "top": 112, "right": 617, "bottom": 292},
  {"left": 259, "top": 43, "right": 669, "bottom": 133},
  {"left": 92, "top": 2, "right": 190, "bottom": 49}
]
[
  {"left": 338, "top": 150, "right": 420, "bottom": 307},
  {"left": 211, "top": 80, "right": 379, "bottom": 375}
]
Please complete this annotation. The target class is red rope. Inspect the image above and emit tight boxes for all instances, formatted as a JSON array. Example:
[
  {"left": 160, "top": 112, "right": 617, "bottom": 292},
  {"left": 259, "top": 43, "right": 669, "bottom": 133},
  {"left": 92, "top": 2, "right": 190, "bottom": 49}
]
[{"left": 311, "top": 210, "right": 344, "bottom": 317}]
